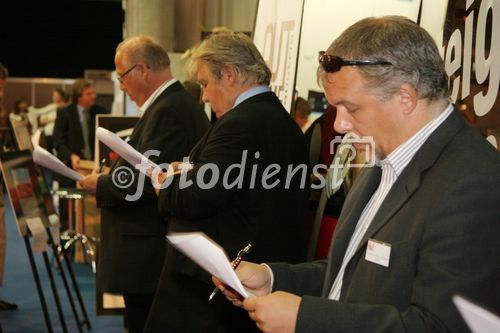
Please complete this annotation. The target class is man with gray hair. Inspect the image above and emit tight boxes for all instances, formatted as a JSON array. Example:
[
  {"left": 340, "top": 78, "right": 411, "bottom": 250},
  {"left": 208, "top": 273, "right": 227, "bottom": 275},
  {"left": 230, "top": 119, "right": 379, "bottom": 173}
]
[
  {"left": 216, "top": 16, "right": 500, "bottom": 333},
  {"left": 80, "top": 35, "right": 209, "bottom": 333},
  {"left": 145, "top": 32, "right": 310, "bottom": 332}
]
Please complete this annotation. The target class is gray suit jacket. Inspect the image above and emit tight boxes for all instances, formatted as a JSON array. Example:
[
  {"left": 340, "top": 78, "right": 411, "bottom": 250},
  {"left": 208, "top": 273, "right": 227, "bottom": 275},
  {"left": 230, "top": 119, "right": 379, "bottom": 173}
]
[{"left": 271, "top": 110, "right": 500, "bottom": 332}]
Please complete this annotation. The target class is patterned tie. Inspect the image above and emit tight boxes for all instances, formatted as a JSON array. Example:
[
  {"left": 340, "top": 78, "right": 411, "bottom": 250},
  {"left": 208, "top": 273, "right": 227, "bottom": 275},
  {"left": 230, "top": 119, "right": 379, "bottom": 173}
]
[{"left": 81, "top": 108, "right": 92, "bottom": 160}]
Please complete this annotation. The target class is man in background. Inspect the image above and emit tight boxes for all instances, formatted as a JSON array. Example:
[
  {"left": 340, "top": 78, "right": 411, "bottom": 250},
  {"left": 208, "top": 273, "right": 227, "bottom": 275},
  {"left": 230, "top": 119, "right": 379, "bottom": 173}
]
[
  {"left": 0, "top": 63, "right": 18, "bottom": 310},
  {"left": 53, "top": 79, "right": 107, "bottom": 173},
  {"left": 80, "top": 35, "right": 209, "bottom": 333}
]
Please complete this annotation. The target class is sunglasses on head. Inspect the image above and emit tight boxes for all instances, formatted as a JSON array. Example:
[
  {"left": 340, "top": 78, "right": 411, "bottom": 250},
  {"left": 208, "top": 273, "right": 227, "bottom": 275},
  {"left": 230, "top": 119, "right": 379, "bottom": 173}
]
[{"left": 318, "top": 51, "right": 392, "bottom": 73}]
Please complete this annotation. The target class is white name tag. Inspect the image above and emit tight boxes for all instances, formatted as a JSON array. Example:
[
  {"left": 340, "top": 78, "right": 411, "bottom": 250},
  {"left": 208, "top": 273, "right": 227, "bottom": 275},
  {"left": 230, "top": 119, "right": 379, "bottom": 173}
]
[{"left": 365, "top": 238, "right": 391, "bottom": 267}]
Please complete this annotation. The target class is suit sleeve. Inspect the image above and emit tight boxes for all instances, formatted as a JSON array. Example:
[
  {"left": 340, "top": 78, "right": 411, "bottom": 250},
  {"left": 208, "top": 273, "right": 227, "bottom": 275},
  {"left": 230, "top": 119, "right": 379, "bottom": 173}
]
[
  {"left": 269, "top": 261, "right": 327, "bottom": 297},
  {"left": 293, "top": 174, "right": 500, "bottom": 333},
  {"left": 52, "top": 109, "right": 73, "bottom": 163},
  {"left": 96, "top": 105, "right": 188, "bottom": 208},
  {"left": 158, "top": 115, "right": 255, "bottom": 220}
]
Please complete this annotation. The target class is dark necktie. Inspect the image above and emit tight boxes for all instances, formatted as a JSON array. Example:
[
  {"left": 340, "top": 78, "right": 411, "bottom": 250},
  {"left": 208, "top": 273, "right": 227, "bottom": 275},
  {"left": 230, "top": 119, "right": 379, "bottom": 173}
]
[{"left": 81, "top": 109, "right": 91, "bottom": 160}]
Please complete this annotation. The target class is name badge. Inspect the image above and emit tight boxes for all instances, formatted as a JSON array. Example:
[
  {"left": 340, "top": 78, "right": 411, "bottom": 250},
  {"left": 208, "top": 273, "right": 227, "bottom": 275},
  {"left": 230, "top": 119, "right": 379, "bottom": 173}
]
[{"left": 365, "top": 238, "right": 391, "bottom": 267}]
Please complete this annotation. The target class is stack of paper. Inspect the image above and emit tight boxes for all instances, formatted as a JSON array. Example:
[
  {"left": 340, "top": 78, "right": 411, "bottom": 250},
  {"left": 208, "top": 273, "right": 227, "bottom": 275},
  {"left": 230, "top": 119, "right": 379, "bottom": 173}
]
[{"left": 166, "top": 232, "right": 249, "bottom": 298}]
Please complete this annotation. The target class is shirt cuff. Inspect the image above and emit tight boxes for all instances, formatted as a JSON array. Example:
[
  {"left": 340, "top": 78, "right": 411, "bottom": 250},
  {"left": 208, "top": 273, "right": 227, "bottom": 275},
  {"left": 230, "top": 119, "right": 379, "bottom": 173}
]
[{"left": 261, "top": 263, "right": 274, "bottom": 293}]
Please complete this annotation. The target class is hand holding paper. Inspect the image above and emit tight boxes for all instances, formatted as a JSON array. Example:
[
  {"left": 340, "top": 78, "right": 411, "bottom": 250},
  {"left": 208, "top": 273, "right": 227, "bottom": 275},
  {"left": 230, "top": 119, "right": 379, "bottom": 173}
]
[{"left": 166, "top": 232, "right": 249, "bottom": 298}]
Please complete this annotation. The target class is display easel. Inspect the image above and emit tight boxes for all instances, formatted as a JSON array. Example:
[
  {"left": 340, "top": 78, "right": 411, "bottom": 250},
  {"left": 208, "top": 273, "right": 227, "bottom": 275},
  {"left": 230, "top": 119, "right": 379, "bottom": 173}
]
[{"left": 0, "top": 150, "right": 91, "bottom": 332}]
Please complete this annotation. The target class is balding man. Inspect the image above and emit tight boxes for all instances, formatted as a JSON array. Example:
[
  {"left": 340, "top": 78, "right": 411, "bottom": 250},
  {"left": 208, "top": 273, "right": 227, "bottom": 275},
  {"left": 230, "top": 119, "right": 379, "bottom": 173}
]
[{"left": 80, "top": 36, "right": 209, "bottom": 333}]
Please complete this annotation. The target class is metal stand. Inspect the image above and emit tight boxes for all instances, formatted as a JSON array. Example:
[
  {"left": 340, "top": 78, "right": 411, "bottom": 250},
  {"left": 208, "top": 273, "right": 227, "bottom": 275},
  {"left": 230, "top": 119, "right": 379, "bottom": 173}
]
[
  {"left": 56, "top": 188, "right": 96, "bottom": 273},
  {"left": 23, "top": 236, "right": 54, "bottom": 333},
  {"left": 42, "top": 251, "right": 68, "bottom": 333},
  {"left": 46, "top": 228, "right": 87, "bottom": 333}
]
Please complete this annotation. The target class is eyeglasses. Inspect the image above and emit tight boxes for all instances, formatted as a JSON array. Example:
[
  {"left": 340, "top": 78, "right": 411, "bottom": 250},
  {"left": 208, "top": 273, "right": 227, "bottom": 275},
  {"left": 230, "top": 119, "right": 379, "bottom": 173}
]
[
  {"left": 117, "top": 64, "right": 138, "bottom": 82},
  {"left": 318, "top": 51, "right": 392, "bottom": 73}
]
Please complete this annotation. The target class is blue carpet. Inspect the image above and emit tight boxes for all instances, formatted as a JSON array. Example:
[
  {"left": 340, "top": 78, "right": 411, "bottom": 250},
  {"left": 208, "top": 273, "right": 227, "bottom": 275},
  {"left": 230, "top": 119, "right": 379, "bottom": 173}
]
[{"left": 0, "top": 200, "right": 124, "bottom": 332}]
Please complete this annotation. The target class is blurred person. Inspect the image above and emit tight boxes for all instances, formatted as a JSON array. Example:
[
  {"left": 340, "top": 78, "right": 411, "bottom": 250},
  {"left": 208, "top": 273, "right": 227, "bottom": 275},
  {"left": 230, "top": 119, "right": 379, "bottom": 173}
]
[
  {"left": 79, "top": 35, "right": 209, "bottom": 333},
  {"left": 216, "top": 16, "right": 500, "bottom": 333},
  {"left": 30, "top": 88, "right": 69, "bottom": 138},
  {"left": 0, "top": 63, "right": 17, "bottom": 310},
  {"left": 53, "top": 79, "right": 107, "bottom": 172},
  {"left": 9, "top": 97, "right": 32, "bottom": 133},
  {"left": 144, "top": 32, "right": 310, "bottom": 333},
  {"left": 292, "top": 97, "right": 312, "bottom": 132}
]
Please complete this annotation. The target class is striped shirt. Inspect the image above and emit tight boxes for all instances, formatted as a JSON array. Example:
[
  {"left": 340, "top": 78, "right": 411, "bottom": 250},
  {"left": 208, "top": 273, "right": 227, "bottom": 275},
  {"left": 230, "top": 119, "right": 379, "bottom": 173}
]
[{"left": 328, "top": 103, "right": 454, "bottom": 300}]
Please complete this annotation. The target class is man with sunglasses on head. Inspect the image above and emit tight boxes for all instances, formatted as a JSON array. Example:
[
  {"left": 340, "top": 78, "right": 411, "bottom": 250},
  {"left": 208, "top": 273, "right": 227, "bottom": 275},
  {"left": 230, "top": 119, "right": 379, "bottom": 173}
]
[
  {"left": 215, "top": 16, "right": 500, "bottom": 333},
  {"left": 79, "top": 35, "right": 209, "bottom": 333}
]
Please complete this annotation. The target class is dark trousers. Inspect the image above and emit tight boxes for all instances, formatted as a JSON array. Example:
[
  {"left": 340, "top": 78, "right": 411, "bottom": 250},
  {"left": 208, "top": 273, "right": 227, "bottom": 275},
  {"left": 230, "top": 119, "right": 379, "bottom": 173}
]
[{"left": 123, "top": 293, "right": 155, "bottom": 333}]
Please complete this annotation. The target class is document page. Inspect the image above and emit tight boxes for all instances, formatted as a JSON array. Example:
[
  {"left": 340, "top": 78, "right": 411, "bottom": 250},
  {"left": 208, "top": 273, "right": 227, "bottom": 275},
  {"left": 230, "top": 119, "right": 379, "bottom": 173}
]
[
  {"left": 33, "top": 146, "right": 83, "bottom": 181},
  {"left": 166, "top": 232, "right": 249, "bottom": 298},
  {"left": 453, "top": 295, "right": 500, "bottom": 333},
  {"left": 96, "top": 127, "right": 159, "bottom": 175}
]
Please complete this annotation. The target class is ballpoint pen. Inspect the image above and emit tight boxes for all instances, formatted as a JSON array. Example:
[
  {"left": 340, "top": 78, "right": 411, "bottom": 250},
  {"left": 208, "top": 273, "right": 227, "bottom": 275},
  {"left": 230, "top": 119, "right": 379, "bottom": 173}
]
[
  {"left": 98, "top": 158, "right": 106, "bottom": 173},
  {"left": 209, "top": 243, "right": 252, "bottom": 301}
]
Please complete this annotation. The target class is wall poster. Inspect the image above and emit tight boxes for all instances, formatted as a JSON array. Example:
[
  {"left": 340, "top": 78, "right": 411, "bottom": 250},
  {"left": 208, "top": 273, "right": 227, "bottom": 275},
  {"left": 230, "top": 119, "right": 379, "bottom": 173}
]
[
  {"left": 441, "top": 0, "right": 500, "bottom": 148},
  {"left": 253, "top": 0, "right": 304, "bottom": 113}
]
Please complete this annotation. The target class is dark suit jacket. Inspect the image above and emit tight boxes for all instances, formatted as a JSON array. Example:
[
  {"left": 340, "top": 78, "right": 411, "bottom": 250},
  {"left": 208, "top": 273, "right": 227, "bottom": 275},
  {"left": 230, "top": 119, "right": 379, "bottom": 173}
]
[
  {"left": 270, "top": 109, "right": 500, "bottom": 332},
  {"left": 95, "top": 81, "right": 209, "bottom": 294},
  {"left": 144, "top": 91, "right": 310, "bottom": 332},
  {"left": 52, "top": 103, "right": 108, "bottom": 163}
]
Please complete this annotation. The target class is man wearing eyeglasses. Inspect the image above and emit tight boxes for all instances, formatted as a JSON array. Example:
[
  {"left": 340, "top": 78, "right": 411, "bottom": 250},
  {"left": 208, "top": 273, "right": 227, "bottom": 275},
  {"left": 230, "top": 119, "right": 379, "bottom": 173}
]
[
  {"left": 215, "top": 16, "right": 500, "bottom": 333},
  {"left": 79, "top": 35, "right": 209, "bottom": 333}
]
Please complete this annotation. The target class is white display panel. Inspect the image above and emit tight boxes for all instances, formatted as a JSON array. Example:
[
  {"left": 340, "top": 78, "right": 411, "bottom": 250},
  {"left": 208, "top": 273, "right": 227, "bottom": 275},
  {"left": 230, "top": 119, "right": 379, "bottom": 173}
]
[
  {"left": 295, "top": 0, "right": 422, "bottom": 99},
  {"left": 253, "top": 0, "right": 305, "bottom": 112}
]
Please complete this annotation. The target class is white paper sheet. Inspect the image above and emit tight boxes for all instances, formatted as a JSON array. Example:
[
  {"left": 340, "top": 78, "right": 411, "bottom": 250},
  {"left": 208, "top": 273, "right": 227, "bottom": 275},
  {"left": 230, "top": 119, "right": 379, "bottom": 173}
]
[
  {"left": 166, "top": 232, "right": 249, "bottom": 298},
  {"left": 33, "top": 146, "right": 84, "bottom": 181},
  {"left": 453, "top": 295, "right": 500, "bottom": 333},
  {"left": 96, "top": 127, "right": 159, "bottom": 175},
  {"left": 26, "top": 217, "right": 47, "bottom": 253}
]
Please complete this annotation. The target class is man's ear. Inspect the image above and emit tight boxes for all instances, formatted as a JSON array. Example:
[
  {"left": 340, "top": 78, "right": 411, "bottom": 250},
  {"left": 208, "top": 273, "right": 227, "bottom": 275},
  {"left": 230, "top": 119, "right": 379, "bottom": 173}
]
[
  {"left": 220, "top": 65, "right": 238, "bottom": 86},
  {"left": 398, "top": 83, "right": 417, "bottom": 115}
]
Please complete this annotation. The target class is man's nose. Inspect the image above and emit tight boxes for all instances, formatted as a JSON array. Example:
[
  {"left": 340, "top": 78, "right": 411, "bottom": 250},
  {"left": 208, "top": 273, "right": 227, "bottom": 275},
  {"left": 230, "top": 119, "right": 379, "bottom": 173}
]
[{"left": 333, "top": 109, "right": 351, "bottom": 134}]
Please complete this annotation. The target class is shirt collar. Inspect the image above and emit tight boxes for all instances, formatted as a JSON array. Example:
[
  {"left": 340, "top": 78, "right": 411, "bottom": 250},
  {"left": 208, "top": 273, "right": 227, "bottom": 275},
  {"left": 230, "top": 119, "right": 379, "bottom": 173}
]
[
  {"left": 139, "top": 78, "right": 177, "bottom": 116},
  {"left": 381, "top": 103, "right": 454, "bottom": 177},
  {"left": 232, "top": 85, "right": 271, "bottom": 109}
]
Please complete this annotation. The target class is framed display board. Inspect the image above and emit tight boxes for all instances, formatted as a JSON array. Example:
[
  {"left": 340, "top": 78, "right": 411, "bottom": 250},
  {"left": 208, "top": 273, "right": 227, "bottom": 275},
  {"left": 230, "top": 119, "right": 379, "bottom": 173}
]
[
  {"left": 0, "top": 150, "right": 56, "bottom": 236},
  {"left": 11, "top": 122, "right": 33, "bottom": 151}
]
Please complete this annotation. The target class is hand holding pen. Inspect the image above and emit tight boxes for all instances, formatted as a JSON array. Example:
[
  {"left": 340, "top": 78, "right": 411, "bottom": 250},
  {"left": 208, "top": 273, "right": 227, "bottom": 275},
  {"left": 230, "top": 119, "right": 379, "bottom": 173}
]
[
  {"left": 209, "top": 243, "right": 252, "bottom": 301},
  {"left": 98, "top": 158, "right": 106, "bottom": 173}
]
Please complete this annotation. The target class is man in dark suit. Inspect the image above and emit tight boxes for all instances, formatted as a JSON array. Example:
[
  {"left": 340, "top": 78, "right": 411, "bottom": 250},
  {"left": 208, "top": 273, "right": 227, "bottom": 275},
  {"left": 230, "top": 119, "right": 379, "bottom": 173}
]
[
  {"left": 216, "top": 16, "right": 500, "bottom": 333},
  {"left": 144, "top": 32, "right": 310, "bottom": 332},
  {"left": 53, "top": 79, "right": 107, "bottom": 171},
  {"left": 79, "top": 35, "right": 209, "bottom": 333}
]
